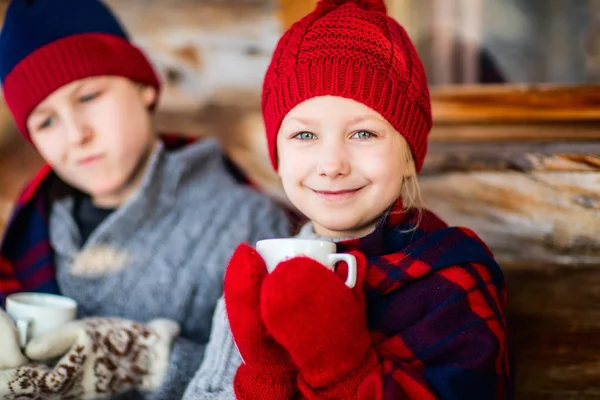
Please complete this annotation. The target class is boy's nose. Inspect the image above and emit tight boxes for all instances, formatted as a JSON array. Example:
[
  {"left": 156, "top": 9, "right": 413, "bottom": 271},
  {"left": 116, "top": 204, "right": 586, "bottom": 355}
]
[{"left": 65, "top": 119, "right": 93, "bottom": 146}]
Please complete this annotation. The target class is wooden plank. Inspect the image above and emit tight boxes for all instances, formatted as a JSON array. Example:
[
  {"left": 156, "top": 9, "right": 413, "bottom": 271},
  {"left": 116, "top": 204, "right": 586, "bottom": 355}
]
[
  {"left": 423, "top": 141, "right": 600, "bottom": 173},
  {"left": 431, "top": 85, "right": 600, "bottom": 123},
  {"left": 506, "top": 264, "right": 600, "bottom": 399},
  {"left": 99, "top": 0, "right": 279, "bottom": 114},
  {"left": 430, "top": 123, "right": 600, "bottom": 142},
  {"left": 420, "top": 171, "right": 600, "bottom": 266}
]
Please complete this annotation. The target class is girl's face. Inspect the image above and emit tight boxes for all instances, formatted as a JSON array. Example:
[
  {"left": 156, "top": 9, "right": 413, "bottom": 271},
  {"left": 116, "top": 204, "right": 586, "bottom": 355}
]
[{"left": 277, "top": 95, "right": 415, "bottom": 238}]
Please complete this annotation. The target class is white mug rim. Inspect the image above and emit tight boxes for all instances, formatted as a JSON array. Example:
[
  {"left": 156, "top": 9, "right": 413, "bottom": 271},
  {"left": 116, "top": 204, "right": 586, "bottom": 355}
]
[
  {"left": 6, "top": 292, "right": 78, "bottom": 310},
  {"left": 256, "top": 238, "right": 336, "bottom": 249}
]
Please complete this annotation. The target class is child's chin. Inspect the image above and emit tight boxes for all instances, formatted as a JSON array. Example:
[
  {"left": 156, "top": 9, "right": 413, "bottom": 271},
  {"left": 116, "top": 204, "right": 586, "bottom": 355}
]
[
  {"left": 83, "top": 181, "right": 124, "bottom": 200},
  {"left": 313, "top": 218, "right": 361, "bottom": 237}
]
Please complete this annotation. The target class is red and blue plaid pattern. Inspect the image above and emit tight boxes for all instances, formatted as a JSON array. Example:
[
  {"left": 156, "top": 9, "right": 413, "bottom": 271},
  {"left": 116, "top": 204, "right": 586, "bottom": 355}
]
[
  {"left": 337, "top": 200, "right": 513, "bottom": 399},
  {"left": 0, "top": 164, "right": 57, "bottom": 304}
]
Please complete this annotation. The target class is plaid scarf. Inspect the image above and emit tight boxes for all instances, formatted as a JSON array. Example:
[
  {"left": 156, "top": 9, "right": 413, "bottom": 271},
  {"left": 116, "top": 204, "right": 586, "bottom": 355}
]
[
  {"left": 0, "top": 135, "right": 213, "bottom": 306},
  {"left": 336, "top": 200, "right": 513, "bottom": 399}
]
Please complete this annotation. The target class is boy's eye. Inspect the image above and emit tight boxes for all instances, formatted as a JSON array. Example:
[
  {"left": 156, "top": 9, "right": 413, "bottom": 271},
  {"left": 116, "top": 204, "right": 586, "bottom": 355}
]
[
  {"left": 37, "top": 116, "right": 55, "bottom": 130},
  {"left": 79, "top": 92, "right": 100, "bottom": 103},
  {"left": 351, "top": 130, "right": 374, "bottom": 139},
  {"left": 293, "top": 132, "right": 317, "bottom": 140}
]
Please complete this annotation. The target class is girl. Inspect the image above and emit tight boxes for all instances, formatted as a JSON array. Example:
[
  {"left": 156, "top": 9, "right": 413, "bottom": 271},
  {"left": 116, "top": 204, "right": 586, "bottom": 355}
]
[{"left": 184, "top": 0, "right": 512, "bottom": 398}]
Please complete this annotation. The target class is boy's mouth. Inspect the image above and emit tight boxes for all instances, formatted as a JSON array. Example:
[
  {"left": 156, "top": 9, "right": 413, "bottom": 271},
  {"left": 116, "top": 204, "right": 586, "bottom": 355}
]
[{"left": 77, "top": 154, "right": 105, "bottom": 166}]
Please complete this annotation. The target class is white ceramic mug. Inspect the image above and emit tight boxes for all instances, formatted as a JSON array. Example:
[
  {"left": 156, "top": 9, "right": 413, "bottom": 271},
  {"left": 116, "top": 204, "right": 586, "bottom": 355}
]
[
  {"left": 6, "top": 292, "right": 78, "bottom": 347},
  {"left": 256, "top": 238, "right": 357, "bottom": 288}
]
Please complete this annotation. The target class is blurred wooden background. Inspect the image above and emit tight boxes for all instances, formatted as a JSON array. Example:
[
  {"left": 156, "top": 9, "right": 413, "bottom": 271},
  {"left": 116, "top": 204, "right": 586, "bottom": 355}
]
[{"left": 1, "top": 0, "right": 599, "bottom": 398}]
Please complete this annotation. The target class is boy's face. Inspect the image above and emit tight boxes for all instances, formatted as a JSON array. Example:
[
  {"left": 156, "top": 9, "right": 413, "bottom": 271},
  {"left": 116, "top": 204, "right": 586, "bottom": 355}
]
[
  {"left": 26, "top": 76, "right": 158, "bottom": 207},
  {"left": 277, "top": 96, "right": 414, "bottom": 238}
]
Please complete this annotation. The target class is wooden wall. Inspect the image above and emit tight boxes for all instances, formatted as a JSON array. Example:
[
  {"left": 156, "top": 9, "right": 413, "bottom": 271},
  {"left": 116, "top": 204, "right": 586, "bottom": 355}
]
[{"left": 422, "top": 85, "right": 600, "bottom": 399}]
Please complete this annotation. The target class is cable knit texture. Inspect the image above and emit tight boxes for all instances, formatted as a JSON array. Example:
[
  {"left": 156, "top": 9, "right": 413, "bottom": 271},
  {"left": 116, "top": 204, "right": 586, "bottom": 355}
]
[
  {"left": 49, "top": 140, "right": 289, "bottom": 399},
  {"left": 261, "top": 0, "right": 432, "bottom": 171}
]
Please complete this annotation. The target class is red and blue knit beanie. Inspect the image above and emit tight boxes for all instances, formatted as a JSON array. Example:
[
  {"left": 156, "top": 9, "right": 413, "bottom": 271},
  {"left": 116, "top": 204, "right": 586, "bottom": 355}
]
[
  {"left": 262, "top": 0, "right": 432, "bottom": 172},
  {"left": 0, "top": 0, "right": 160, "bottom": 139}
]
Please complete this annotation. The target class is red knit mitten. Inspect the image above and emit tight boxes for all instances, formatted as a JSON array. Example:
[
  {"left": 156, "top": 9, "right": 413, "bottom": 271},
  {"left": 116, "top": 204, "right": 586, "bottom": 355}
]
[
  {"left": 261, "top": 252, "right": 383, "bottom": 399},
  {"left": 224, "top": 243, "right": 298, "bottom": 399}
]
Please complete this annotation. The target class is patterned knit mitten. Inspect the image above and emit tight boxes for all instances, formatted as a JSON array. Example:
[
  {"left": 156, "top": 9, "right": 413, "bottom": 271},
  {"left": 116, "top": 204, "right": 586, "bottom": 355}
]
[
  {"left": 0, "top": 309, "right": 28, "bottom": 370},
  {"left": 0, "top": 317, "right": 179, "bottom": 400}
]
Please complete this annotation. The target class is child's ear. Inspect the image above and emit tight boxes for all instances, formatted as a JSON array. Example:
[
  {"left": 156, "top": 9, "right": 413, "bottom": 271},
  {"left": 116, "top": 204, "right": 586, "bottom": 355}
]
[{"left": 140, "top": 85, "right": 158, "bottom": 107}]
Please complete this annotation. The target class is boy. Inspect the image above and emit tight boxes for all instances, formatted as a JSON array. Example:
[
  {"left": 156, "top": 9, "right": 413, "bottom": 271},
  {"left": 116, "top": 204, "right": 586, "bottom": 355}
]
[{"left": 0, "top": 0, "right": 290, "bottom": 399}]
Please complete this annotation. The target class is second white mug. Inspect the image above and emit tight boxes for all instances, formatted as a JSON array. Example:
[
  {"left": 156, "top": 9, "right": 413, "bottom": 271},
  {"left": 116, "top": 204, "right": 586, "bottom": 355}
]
[{"left": 6, "top": 292, "right": 78, "bottom": 347}]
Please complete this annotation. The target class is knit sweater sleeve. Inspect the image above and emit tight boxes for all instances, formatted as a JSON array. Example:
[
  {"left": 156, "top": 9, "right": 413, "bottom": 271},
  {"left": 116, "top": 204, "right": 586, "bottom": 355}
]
[
  {"left": 145, "top": 336, "right": 206, "bottom": 400},
  {"left": 181, "top": 296, "right": 240, "bottom": 400},
  {"left": 181, "top": 190, "right": 291, "bottom": 400}
]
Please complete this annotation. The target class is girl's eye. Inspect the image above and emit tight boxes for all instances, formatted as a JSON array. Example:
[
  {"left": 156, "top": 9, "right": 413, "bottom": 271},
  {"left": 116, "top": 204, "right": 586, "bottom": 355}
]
[
  {"left": 351, "top": 130, "right": 374, "bottom": 139},
  {"left": 79, "top": 92, "right": 100, "bottom": 103},
  {"left": 294, "top": 132, "right": 317, "bottom": 140}
]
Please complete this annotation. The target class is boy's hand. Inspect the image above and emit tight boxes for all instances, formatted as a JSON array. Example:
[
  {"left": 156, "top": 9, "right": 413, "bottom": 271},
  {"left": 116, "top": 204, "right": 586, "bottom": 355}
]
[
  {"left": 0, "top": 309, "right": 28, "bottom": 369},
  {"left": 224, "top": 243, "right": 298, "bottom": 399},
  {"left": 0, "top": 317, "right": 179, "bottom": 400},
  {"left": 261, "top": 252, "right": 383, "bottom": 399}
]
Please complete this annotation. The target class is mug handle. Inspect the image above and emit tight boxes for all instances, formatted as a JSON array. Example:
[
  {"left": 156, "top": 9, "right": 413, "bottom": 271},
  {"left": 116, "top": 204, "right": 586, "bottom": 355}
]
[
  {"left": 15, "top": 318, "right": 31, "bottom": 348},
  {"left": 328, "top": 253, "right": 357, "bottom": 288}
]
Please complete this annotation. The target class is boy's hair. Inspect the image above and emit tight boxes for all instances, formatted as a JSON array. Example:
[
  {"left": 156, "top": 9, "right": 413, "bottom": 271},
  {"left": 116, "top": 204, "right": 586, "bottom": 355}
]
[
  {"left": 262, "top": 0, "right": 432, "bottom": 172},
  {"left": 0, "top": 0, "right": 160, "bottom": 139}
]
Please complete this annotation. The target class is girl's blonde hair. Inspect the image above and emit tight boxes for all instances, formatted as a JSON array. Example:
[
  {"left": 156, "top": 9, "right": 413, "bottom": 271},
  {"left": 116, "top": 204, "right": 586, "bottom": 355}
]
[
  {"left": 398, "top": 135, "right": 423, "bottom": 211},
  {"left": 391, "top": 136, "right": 424, "bottom": 232},
  {"left": 401, "top": 174, "right": 423, "bottom": 210}
]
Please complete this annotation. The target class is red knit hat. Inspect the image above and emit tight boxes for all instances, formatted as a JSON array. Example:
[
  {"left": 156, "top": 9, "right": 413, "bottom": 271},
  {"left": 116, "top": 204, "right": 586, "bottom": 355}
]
[
  {"left": 262, "top": 0, "right": 432, "bottom": 172},
  {"left": 0, "top": 0, "right": 160, "bottom": 140}
]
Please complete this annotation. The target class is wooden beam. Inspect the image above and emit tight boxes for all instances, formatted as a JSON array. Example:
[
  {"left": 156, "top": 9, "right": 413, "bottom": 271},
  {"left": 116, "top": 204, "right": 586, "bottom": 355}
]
[
  {"left": 431, "top": 84, "right": 600, "bottom": 123},
  {"left": 278, "top": 0, "right": 316, "bottom": 29},
  {"left": 423, "top": 141, "right": 600, "bottom": 173},
  {"left": 430, "top": 122, "right": 600, "bottom": 142}
]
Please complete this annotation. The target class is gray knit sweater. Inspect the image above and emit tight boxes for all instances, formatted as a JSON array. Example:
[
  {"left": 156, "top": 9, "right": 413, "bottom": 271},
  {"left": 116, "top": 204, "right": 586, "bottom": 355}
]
[
  {"left": 182, "top": 223, "right": 332, "bottom": 400},
  {"left": 49, "top": 139, "right": 290, "bottom": 400}
]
